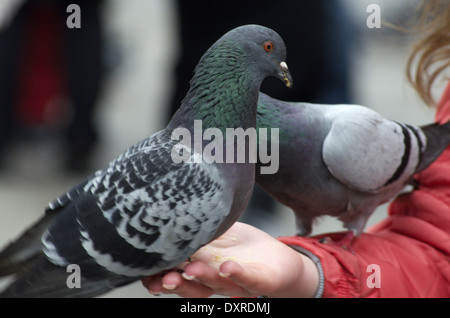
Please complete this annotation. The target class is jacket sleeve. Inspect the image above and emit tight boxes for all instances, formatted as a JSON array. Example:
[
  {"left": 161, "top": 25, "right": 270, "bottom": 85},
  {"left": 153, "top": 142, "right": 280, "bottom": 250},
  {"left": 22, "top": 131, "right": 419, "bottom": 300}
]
[{"left": 278, "top": 83, "right": 450, "bottom": 298}]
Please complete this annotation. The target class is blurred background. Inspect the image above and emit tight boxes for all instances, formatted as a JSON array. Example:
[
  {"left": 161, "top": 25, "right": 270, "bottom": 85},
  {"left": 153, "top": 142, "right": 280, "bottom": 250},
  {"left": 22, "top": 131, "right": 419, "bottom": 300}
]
[{"left": 0, "top": 0, "right": 445, "bottom": 297}]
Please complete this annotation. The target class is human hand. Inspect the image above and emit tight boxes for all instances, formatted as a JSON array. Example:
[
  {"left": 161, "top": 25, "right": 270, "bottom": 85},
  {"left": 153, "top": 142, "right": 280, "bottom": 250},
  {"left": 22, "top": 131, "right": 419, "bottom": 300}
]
[{"left": 141, "top": 222, "right": 319, "bottom": 298}]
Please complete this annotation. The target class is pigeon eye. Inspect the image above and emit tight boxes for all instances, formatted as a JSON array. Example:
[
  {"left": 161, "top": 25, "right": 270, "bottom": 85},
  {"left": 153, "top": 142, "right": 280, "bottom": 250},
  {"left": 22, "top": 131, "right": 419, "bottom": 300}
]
[{"left": 263, "top": 41, "right": 274, "bottom": 52}]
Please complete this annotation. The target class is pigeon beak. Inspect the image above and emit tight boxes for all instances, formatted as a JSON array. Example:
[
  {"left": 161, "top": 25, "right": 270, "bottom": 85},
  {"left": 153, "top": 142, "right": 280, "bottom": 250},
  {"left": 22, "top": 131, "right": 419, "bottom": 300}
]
[{"left": 278, "top": 61, "right": 293, "bottom": 88}]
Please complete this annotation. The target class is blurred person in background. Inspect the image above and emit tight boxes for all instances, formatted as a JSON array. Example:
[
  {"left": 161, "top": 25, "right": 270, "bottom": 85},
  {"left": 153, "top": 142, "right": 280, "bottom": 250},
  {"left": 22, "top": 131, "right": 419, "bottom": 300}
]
[{"left": 0, "top": 0, "right": 105, "bottom": 173}]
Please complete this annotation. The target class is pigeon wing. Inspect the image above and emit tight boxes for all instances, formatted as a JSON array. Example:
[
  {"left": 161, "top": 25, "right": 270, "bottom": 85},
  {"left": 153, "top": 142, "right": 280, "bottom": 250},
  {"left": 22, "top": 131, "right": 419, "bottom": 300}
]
[
  {"left": 322, "top": 105, "right": 423, "bottom": 193},
  {"left": 43, "top": 131, "right": 232, "bottom": 277}
]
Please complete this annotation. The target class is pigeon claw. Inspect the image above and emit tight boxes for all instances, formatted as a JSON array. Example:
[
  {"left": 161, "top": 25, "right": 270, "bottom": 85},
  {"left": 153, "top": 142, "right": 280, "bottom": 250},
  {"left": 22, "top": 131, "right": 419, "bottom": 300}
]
[{"left": 319, "top": 231, "right": 356, "bottom": 254}]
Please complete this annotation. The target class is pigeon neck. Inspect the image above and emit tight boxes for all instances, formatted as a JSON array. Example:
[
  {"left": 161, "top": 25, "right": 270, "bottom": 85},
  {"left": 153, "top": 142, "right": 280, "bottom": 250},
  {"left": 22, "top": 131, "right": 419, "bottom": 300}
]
[
  {"left": 256, "top": 93, "right": 283, "bottom": 132},
  {"left": 168, "top": 47, "right": 262, "bottom": 133}
]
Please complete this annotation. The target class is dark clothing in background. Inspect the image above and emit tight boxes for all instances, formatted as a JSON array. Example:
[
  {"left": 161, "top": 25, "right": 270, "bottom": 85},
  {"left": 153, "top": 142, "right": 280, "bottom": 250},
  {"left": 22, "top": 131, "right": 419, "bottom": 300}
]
[{"left": 0, "top": 0, "right": 104, "bottom": 171}]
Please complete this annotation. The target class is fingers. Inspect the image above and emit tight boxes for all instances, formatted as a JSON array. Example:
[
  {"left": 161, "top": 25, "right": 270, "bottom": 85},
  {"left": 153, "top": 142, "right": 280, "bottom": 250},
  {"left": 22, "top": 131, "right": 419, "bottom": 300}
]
[
  {"left": 182, "top": 260, "right": 242, "bottom": 296},
  {"left": 142, "top": 260, "right": 247, "bottom": 297},
  {"left": 142, "top": 260, "right": 269, "bottom": 298},
  {"left": 142, "top": 265, "right": 216, "bottom": 298}
]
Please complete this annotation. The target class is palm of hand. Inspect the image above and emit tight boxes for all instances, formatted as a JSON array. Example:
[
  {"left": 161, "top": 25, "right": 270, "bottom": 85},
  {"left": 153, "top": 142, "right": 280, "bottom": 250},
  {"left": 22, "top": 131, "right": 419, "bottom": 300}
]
[{"left": 142, "top": 222, "right": 316, "bottom": 298}]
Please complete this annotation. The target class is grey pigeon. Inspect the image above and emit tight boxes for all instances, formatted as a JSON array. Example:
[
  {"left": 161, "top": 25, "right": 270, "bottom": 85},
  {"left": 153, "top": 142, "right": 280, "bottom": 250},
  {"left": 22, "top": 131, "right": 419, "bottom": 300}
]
[
  {"left": 0, "top": 25, "right": 292, "bottom": 297},
  {"left": 255, "top": 92, "right": 450, "bottom": 242}
]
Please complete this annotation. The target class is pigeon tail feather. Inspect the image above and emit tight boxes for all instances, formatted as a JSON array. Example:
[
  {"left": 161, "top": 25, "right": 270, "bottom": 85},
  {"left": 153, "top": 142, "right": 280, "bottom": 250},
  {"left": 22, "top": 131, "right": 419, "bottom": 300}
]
[
  {"left": 417, "top": 121, "right": 450, "bottom": 172},
  {"left": 0, "top": 255, "right": 134, "bottom": 298},
  {"left": 0, "top": 213, "right": 57, "bottom": 277}
]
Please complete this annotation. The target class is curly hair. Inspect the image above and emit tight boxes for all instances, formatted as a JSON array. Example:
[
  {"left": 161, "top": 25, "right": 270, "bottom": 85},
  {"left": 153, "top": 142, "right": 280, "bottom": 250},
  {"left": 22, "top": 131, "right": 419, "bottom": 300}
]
[{"left": 406, "top": 0, "right": 450, "bottom": 106}]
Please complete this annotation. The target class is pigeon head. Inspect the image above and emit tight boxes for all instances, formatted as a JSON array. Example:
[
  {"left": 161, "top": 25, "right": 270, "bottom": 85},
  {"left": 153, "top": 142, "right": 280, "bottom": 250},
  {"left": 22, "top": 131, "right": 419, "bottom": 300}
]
[
  {"left": 210, "top": 24, "right": 293, "bottom": 89},
  {"left": 231, "top": 24, "right": 292, "bottom": 88},
  {"left": 170, "top": 24, "right": 292, "bottom": 131}
]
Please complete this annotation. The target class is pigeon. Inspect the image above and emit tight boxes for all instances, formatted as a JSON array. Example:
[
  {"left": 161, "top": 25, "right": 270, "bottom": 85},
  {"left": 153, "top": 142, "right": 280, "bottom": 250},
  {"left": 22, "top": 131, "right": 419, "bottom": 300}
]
[
  {"left": 0, "top": 25, "right": 292, "bottom": 297},
  {"left": 255, "top": 92, "right": 450, "bottom": 243}
]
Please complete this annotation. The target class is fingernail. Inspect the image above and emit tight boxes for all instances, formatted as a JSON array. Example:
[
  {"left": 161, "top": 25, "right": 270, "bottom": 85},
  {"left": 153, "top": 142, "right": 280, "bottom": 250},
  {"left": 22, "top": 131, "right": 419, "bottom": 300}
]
[
  {"left": 219, "top": 271, "right": 230, "bottom": 278},
  {"left": 182, "top": 272, "right": 196, "bottom": 280},
  {"left": 162, "top": 283, "right": 177, "bottom": 290},
  {"left": 149, "top": 289, "right": 162, "bottom": 296}
]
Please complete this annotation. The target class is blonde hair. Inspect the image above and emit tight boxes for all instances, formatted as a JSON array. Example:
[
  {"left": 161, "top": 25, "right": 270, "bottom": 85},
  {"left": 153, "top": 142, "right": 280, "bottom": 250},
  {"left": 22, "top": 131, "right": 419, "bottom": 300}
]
[{"left": 406, "top": 0, "right": 450, "bottom": 106}]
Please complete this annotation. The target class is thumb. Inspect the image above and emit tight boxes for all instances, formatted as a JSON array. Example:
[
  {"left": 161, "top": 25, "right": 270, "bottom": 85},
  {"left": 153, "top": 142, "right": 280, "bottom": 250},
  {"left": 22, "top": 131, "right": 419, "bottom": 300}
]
[{"left": 219, "top": 260, "right": 273, "bottom": 297}]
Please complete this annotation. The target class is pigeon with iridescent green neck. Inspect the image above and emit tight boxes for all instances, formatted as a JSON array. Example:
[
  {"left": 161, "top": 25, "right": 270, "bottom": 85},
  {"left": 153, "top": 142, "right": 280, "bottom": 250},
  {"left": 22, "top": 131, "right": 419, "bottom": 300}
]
[
  {"left": 255, "top": 92, "right": 450, "bottom": 244},
  {"left": 0, "top": 25, "right": 292, "bottom": 297}
]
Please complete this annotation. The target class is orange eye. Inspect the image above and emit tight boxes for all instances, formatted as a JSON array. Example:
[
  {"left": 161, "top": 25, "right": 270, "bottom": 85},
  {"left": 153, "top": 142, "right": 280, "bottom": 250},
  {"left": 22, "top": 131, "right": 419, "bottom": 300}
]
[{"left": 263, "top": 41, "right": 274, "bottom": 52}]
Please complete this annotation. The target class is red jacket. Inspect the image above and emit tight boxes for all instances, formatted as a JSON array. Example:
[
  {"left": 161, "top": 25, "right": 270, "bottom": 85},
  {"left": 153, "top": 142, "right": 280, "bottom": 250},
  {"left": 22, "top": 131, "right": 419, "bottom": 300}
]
[{"left": 278, "top": 84, "right": 450, "bottom": 298}]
